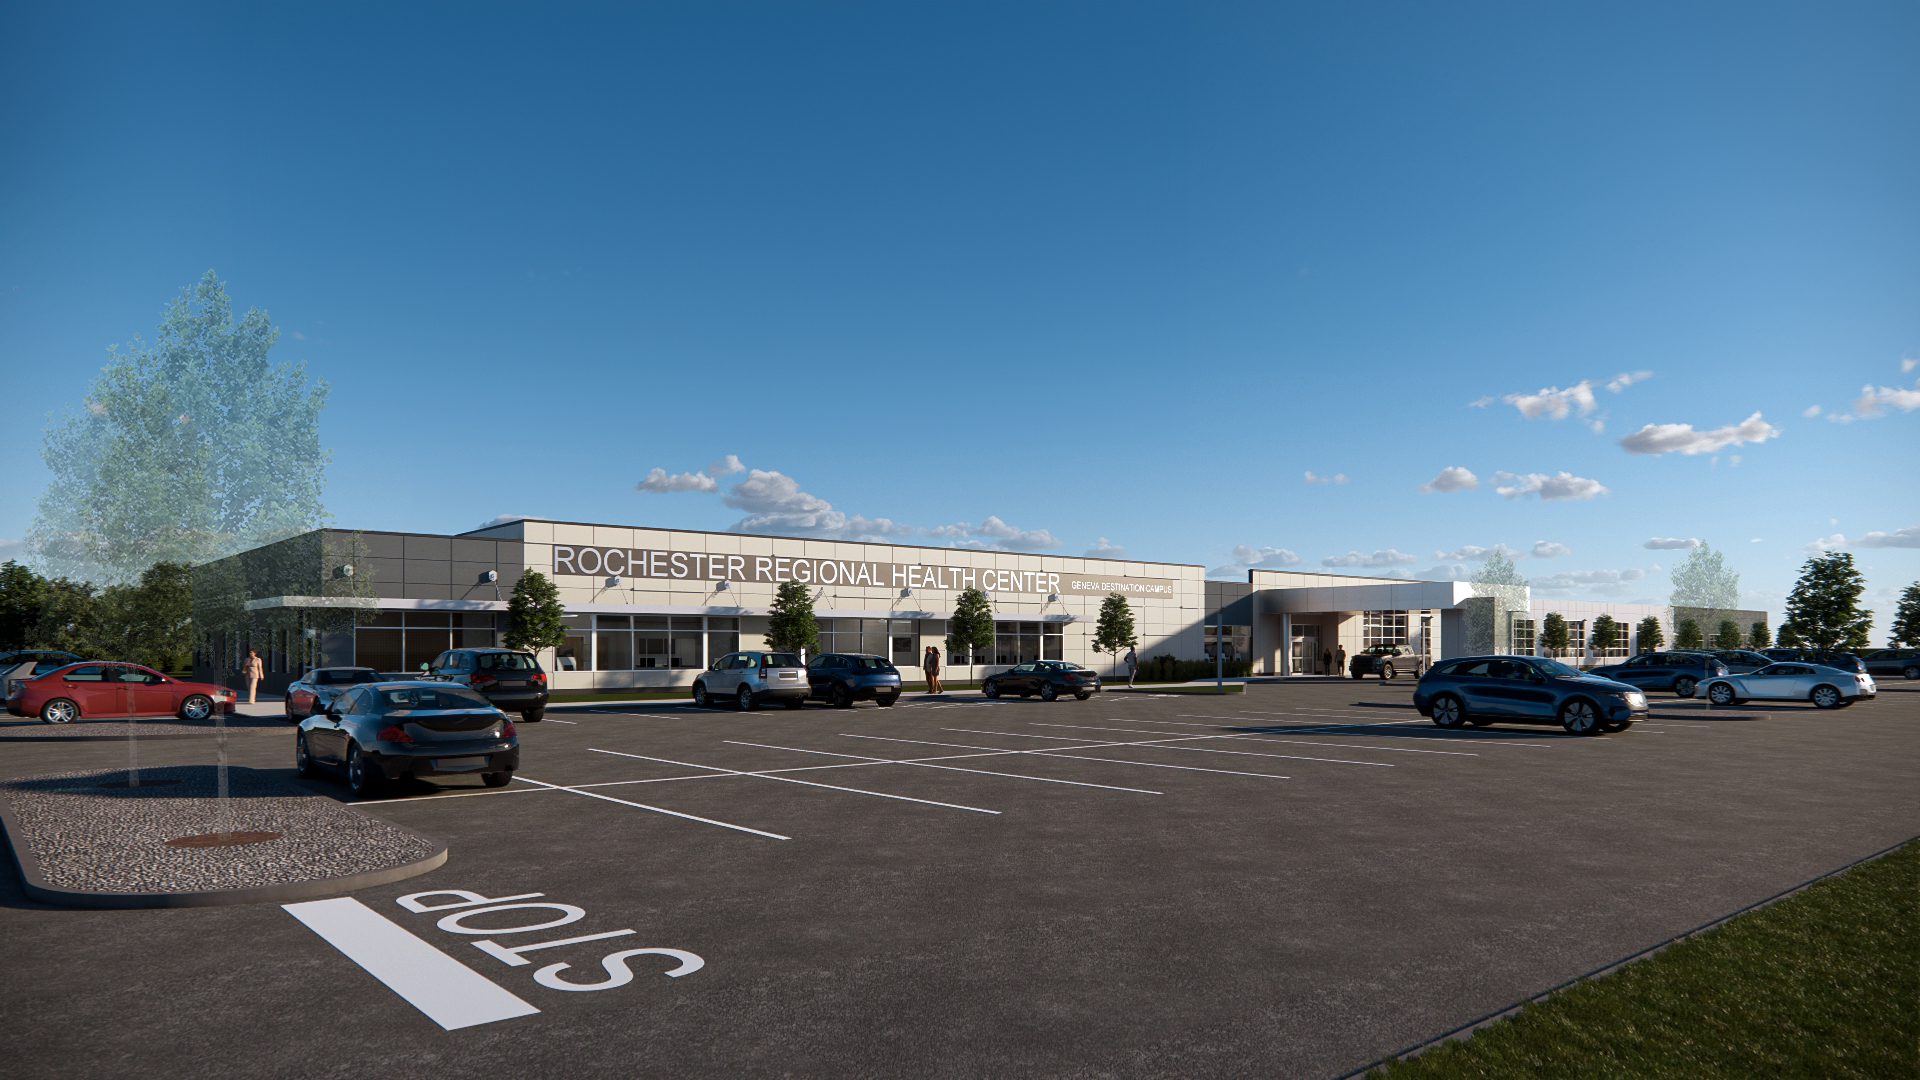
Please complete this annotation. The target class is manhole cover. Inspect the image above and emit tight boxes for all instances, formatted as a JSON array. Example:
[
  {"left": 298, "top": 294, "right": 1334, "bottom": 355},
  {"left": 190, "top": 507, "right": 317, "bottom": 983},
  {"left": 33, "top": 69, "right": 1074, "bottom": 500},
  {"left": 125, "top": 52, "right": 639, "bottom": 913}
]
[
  {"left": 97, "top": 779, "right": 183, "bottom": 789},
  {"left": 164, "top": 831, "right": 283, "bottom": 848}
]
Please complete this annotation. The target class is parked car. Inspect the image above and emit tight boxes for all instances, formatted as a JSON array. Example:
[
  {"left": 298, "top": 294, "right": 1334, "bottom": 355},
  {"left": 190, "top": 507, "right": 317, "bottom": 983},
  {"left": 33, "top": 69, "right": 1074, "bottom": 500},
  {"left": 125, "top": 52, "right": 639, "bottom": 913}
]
[
  {"left": 805, "top": 653, "right": 903, "bottom": 708},
  {"left": 1586, "top": 651, "right": 1729, "bottom": 698},
  {"left": 1759, "top": 648, "right": 1806, "bottom": 662},
  {"left": 295, "top": 681, "right": 518, "bottom": 797},
  {"left": 6, "top": 662, "right": 237, "bottom": 724},
  {"left": 1861, "top": 648, "right": 1920, "bottom": 681},
  {"left": 0, "top": 650, "right": 84, "bottom": 698},
  {"left": 284, "top": 667, "right": 382, "bottom": 721},
  {"left": 692, "top": 651, "right": 809, "bottom": 710},
  {"left": 1699, "top": 663, "right": 1877, "bottom": 709},
  {"left": 427, "top": 649, "right": 550, "bottom": 721},
  {"left": 982, "top": 661, "right": 1101, "bottom": 701},
  {"left": 1349, "top": 644, "right": 1420, "bottom": 680},
  {"left": 1413, "top": 655, "right": 1648, "bottom": 735},
  {"left": 1710, "top": 650, "right": 1775, "bottom": 674},
  {"left": 1805, "top": 651, "right": 1867, "bottom": 675}
]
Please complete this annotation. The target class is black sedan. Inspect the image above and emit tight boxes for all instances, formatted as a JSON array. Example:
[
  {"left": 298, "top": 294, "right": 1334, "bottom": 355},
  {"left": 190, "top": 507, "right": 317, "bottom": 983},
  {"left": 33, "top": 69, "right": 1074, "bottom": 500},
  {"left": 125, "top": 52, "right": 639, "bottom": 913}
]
[
  {"left": 1412, "top": 655, "right": 1648, "bottom": 735},
  {"left": 805, "top": 653, "right": 902, "bottom": 708},
  {"left": 295, "top": 681, "right": 518, "bottom": 797},
  {"left": 284, "top": 666, "right": 381, "bottom": 721},
  {"left": 983, "top": 662, "right": 1100, "bottom": 701},
  {"left": 1862, "top": 648, "right": 1920, "bottom": 681}
]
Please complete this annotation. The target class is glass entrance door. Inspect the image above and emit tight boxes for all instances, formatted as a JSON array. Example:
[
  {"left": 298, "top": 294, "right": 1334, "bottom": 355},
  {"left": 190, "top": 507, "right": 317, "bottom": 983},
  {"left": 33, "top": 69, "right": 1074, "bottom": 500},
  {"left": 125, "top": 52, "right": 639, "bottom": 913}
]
[{"left": 1290, "top": 625, "right": 1321, "bottom": 674}]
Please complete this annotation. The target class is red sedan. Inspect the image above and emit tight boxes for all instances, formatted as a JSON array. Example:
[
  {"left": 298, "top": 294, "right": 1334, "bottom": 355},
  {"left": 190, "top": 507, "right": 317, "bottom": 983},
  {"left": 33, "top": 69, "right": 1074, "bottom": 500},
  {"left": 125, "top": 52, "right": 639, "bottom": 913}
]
[{"left": 5, "top": 662, "right": 237, "bottom": 724}]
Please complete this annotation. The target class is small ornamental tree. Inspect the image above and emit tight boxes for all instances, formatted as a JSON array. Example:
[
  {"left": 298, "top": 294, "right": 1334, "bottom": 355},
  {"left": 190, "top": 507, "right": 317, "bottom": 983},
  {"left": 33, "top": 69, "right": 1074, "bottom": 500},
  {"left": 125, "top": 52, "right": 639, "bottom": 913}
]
[
  {"left": 1749, "top": 621, "right": 1771, "bottom": 649},
  {"left": 1091, "top": 593, "right": 1138, "bottom": 671},
  {"left": 1781, "top": 552, "right": 1872, "bottom": 650},
  {"left": 764, "top": 580, "right": 820, "bottom": 656},
  {"left": 947, "top": 587, "right": 995, "bottom": 668},
  {"left": 1776, "top": 621, "right": 1804, "bottom": 649},
  {"left": 1675, "top": 618, "right": 1704, "bottom": 650},
  {"left": 1715, "top": 619, "right": 1744, "bottom": 650},
  {"left": 1589, "top": 614, "right": 1620, "bottom": 657},
  {"left": 1890, "top": 583, "right": 1920, "bottom": 648},
  {"left": 1636, "top": 616, "right": 1664, "bottom": 653},
  {"left": 504, "top": 569, "right": 568, "bottom": 655},
  {"left": 1540, "top": 612, "right": 1569, "bottom": 657}
]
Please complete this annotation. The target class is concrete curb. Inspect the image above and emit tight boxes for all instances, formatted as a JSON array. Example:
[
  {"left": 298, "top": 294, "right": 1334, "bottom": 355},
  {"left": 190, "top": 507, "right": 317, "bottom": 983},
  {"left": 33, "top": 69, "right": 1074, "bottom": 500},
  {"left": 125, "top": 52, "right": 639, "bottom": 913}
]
[{"left": 0, "top": 791, "right": 447, "bottom": 909}]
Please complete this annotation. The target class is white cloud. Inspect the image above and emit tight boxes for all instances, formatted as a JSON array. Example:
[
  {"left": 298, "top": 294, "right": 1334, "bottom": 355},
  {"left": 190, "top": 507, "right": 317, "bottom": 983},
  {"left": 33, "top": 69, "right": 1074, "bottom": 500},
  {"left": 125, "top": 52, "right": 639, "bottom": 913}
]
[
  {"left": 1588, "top": 420, "right": 1605, "bottom": 434},
  {"left": 1751, "top": 538, "right": 1763, "bottom": 543},
  {"left": 1433, "top": 543, "right": 1523, "bottom": 562},
  {"left": 1322, "top": 549, "right": 1419, "bottom": 568},
  {"left": 1531, "top": 568, "right": 1650, "bottom": 596},
  {"left": 1852, "top": 381, "right": 1920, "bottom": 416},
  {"left": 972, "top": 515, "right": 1062, "bottom": 551},
  {"left": 1643, "top": 537, "right": 1700, "bottom": 550},
  {"left": 1417, "top": 466, "right": 1478, "bottom": 494},
  {"left": 1604, "top": 371, "right": 1653, "bottom": 393},
  {"left": 1493, "top": 471, "right": 1609, "bottom": 502},
  {"left": 1617, "top": 412, "right": 1780, "bottom": 456},
  {"left": 1505, "top": 381, "right": 1598, "bottom": 420},
  {"left": 1468, "top": 396, "right": 1494, "bottom": 408},
  {"left": 1532, "top": 541, "right": 1571, "bottom": 558},
  {"left": 1802, "top": 533, "right": 1847, "bottom": 555},
  {"left": 0, "top": 537, "right": 25, "bottom": 563},
  {"left": 291, "top": 330, "right": 307, "bottom": 340},
  {"left": 1857, "top": 526, "right": 1920, "bottom": 549},
  {"left": 478, "top": 514, "right": 532, "bottom": 528},
  {"left": 1826, "top": 412, "right": 1855, "bottom": 425},
  {"left": 1085, "top": 538, "right": 1128, "bottom": 559},
  {"left": 1209, "top": 545, "right": 1303, "bottom": 577},
  {"left": 635, "top": 467, "right": 719, "bottom": 493},
  {"left": 1415, "top": 564, "right": 1476, "bottom": 581},
  {"left": 1304, "top": 471, "right": 1349, "bottom": 485},
  {"left": 1802, "top": 405, "right": 1822, "bottom": 418},
  {"left": 705, "top": 454, "right": 746, "bottom": 477},
  {"left": 1904, "top": 357, "right": 1918, "bottom": 373}
]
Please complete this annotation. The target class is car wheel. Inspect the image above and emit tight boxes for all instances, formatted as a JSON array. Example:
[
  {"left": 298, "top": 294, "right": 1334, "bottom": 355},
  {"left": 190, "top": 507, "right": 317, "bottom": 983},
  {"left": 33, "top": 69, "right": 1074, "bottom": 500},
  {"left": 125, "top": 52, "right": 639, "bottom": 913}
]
[
  {"left": 1707, "top": 682, "right": 1737, "bottom": 706},
  {"left": 294, "top": 733, "right": 320, "bottom": 777},
  {"left": 1382, "top": 663, "right": 1396, "bottom": 680},
  {"left": 982, "top": 681, "right": 1000, "bottom": 699},
  {"left": 522, "top": 708, "right": 543, "bottom": 722},
  {"left": 832, "top": 684, "right": 853, "bottom": 709},
  {"left": 346, "top": 745, "right": 383, "bottom": 798},
  {"left": 1904, "top": 665, "right": 1919, "bottom": 681},
  {"left": 692, "top": 682, "right": 710, "bottom": 708},
  {"left": 876, "top": 693, "right": 898, "bottom": 707},
  {"left": 1040, "top": 683, "right": 1058, "bottom": 701},
  {"left": 1673, "top": 676, "right": 1697, "bottom": 698},
  {"left": 284, "top": 701, "right": 298, "bottom": 723},
  {"left": 1810, "top": 684, "right": 1842, "bottom": 709},
  {"left": 1429, "top": 694, "right": 1465, "bottom": 729},
  {"left": 1075, "top": 692, "right": 1091, "bottom": 701},
  {"left": 180, "top": 694, "right": 214, "bottom": 721},
  {"left": 39, "top": 698, "right": 79, "bottom": 725},
  {"left": 482, "top": 771, "right": 513, "bottom": 788},
  {"left": 738, "top": 685, "right": 758, "bottom": 711},
  {"left": 783, "top": 697, "right": 804, "bottom": 710},
  {"left": 1559, "top": 699, "right": 1602, "bottom": 735}
]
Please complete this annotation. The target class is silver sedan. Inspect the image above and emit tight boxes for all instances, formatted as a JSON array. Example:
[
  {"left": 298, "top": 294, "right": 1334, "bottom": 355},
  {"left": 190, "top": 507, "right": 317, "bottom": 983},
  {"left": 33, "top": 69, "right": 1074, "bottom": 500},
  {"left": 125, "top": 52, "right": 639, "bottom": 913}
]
[{"left": 1699, "top": 662, "right": 1876, "bottom": 709}]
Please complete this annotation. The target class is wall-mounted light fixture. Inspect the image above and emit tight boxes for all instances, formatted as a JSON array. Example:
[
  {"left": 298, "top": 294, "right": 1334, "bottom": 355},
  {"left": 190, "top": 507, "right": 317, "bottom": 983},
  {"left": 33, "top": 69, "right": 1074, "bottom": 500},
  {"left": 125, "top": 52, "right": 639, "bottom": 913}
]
[
  {"left": 1046, "top": 593, "right": 1059, "bottom": 604},
  {"left": 900, "top": 587, "right": 913, "bottom": 598},
  {"left": 334, "top": 564, "right": 354, "bottom": 579},
  {"left": 714, "top": 580, "right": 731, "bottom": 591},
  {"left": 607, "top": 574, "right": 623, "bottom": 588},
  {"left": 479, "top": 569, "right": 498, "bottom": 584}
]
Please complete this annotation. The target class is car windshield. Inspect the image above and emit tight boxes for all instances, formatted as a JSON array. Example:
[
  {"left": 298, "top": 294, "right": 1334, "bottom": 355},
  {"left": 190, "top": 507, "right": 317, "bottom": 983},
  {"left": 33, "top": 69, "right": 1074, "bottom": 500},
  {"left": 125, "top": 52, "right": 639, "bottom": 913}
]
[
  {"left": 372, "top": 685, "right": 493, "bottom": 712},
  {"left": 317, "top": 669, "right": 380, "bottom": 685},
  {"left": 763, "top": 653, "right": 803, "bottom": 668},
  {"left": 847, "top": 656, "right": 894, "bottom": 671},
  {"left": 1533, "top": 658, "right": 1584, "bottom": 677},
  {"left": 476, "top": 652, "right": 539, "bottom": 671},
  {"left": 1365, "top": 646, "right": 1397, "bottom": 655}
]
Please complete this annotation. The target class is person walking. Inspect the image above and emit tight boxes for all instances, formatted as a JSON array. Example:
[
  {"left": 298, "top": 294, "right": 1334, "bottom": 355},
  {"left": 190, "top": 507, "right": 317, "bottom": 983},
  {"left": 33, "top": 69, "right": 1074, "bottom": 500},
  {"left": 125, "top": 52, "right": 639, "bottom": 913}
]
[
  {"left": 1320, "top": 648, "right": 1331, "bottom": 677},
  {"left": 1124, "top": 646, "right": 1138, "bottom": 688},
  {"left": 923, "top": 645, "right": 942, "bottom": 695},
  {"left": 1335, "top": 645, "right": 1348, "bottom": 679},
  {"left": 242, "top": 648, "right": 265, "bottom": 705}
]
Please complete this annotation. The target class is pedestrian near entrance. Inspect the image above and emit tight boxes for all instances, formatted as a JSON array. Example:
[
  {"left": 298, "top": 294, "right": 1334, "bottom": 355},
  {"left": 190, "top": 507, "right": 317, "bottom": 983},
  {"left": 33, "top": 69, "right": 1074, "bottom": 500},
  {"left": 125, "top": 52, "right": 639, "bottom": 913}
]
[
  {"left": 923, "top": 645, "right": 942, "bottom": 694},
  {"left": 1336, "top": 646, "right": 1348, "bottom": 678},
  {"left": 1321, "top": 648, "right": 1331, "bottom": 677},
  {"left": 242, "top": 649, "right": 264, "bottom": 704},
  {"left": 1124, "top": 646, "right": 1138, "bottom": 687}
]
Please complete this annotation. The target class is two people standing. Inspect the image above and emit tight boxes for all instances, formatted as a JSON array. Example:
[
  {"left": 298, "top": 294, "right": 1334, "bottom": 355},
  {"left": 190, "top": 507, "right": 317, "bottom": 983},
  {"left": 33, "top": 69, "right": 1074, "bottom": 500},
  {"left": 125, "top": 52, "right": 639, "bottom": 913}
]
[{"left": 923, "top": 645, "right": 942, "bottom": 694}]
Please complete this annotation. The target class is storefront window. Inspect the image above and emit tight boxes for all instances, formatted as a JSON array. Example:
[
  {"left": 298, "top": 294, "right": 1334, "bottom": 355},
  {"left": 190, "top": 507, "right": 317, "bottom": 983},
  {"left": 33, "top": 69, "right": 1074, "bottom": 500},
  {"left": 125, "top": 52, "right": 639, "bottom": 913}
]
[
  {"left": 707, "top": 617, "right": 738, "bottom": 665},
  {"left": 815, "top": 619, "right": 912, "bottom": 661},
  {"left": 558, "top": 614, "right": 590, "bottom": 671},
  {"left": 993, "top": 622, "right": 1059, "bottom": 665},
  {"left": 1203, "top": 625, "right": 1251, "bottom": 661},
  {"left": 1510, "top": 616, "right": 1536, "bottom": 656},
  {"left": 1362, "top": 611, "right": 1408, "bottom": 648}
]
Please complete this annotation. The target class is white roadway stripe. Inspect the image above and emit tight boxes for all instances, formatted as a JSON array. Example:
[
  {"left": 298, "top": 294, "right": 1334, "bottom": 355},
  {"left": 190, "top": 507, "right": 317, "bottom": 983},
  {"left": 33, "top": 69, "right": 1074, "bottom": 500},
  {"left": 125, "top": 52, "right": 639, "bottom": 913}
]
[
  {"left": 841, "top": 734, "right": 1289, "bottom": 780},
  {"left": 586, "top": 748, "right": 1002, "bottom": 815},
  {"left": 1181, "top": 712, "right": 1562, "bottom": 741},
  {"left": 939, "top": 726, "right": 1392, "bottom": 768},
  {"left": 515, "top": 776, "right": 791, "bottom": 839},
  {"left": 1058, "top": 722, "right": 1480, "bottom": 756},
  {"left": 545, "top": 719, "right": 579, "bottom": 724},
  {"left": 721, "top": 739, "right": 1164, "bottom": 794},
  {"left": 283, "top": 897, "right": 540, "bottom": 1031}
]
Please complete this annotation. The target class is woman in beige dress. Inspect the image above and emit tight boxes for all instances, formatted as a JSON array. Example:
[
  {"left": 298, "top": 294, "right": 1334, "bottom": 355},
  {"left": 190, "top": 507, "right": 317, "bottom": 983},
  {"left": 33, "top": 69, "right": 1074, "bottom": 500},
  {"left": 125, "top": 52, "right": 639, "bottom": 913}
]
[{"left": 243, "top": 649, "right": 264, "bottom": 704}]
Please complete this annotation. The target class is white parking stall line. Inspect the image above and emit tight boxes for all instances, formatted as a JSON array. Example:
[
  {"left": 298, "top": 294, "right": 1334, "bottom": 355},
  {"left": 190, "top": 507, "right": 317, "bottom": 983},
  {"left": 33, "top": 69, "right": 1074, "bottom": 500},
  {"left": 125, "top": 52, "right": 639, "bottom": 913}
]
[
  {"left": 1039, "top": 722, "right": 1479, "bottom": 756},
  {"left": 841, "top": 733, "right": 1289, "bottom": 780},
  {"left": 939, "top": 726, "right": 1392, "bottom": 768},
  {"left": 1187, "top": 713, "right": 1562, "bottom": 745},
  {"left": 284, "top": 897, "right": 540, "bottom": 1031},
  {"left": 516, "top": 776, "right": 791, "bottom": 839},
  {"left": 586, "top": 748, "right": 1002, "bottom": 815},
  {"left": 545, "top": 719, "right": 579, "bottom": 725},
  {"left": 722, "top": 739, "right": 1165, "bottom": 794}
]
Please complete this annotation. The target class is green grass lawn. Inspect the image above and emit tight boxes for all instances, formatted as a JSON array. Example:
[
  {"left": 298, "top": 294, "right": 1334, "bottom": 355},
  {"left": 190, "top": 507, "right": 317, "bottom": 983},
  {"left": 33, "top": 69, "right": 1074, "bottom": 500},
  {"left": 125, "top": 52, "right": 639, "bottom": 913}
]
[{"left": 1369, "top": 840, "right": 1917, "bottom": 1079}]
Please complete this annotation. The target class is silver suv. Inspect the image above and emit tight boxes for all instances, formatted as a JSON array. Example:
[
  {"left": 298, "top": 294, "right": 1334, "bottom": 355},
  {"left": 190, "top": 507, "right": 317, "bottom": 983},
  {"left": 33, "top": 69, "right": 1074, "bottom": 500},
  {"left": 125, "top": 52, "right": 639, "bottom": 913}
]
[{"left": 693, "top": 651, "right": 809, "bottom": 711}]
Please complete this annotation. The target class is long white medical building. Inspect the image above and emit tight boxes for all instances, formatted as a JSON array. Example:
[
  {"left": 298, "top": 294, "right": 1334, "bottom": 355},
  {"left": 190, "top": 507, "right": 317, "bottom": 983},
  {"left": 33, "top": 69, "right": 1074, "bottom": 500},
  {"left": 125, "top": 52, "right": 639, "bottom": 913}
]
[{"left": 193, "top": 518, "right": 1765, "bottom": 691}]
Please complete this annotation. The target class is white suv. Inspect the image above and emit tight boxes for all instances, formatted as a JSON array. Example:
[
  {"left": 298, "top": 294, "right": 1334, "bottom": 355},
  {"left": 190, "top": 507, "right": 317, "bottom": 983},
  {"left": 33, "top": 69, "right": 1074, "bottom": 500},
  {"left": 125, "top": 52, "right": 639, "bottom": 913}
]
[{"left": 693, "top": 651, "right": 809, "bottom": 711}]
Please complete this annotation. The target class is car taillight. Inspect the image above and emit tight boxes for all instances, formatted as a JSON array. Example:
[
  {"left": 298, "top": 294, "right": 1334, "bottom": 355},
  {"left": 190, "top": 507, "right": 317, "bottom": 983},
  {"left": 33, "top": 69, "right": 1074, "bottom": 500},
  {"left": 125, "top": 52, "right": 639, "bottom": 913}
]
[
  {"left": 376, "top": 725, "right": 414, "bottom": 744},
  {"left": 531, "top": 672, "right": 547, "bottom": 685},
  {"left": 471, "top": 673, "right": 497, "bottom": 687},
  {"left": 502, "top": 721, "right": 517, "bottom": 737}
]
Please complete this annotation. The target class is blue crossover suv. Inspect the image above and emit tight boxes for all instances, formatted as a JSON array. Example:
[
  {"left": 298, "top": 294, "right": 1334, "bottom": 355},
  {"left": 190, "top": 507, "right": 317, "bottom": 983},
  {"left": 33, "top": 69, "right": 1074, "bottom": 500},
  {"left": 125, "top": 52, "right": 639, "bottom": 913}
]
[{"left": 1412, "top": 655, "right": 1649, "bottom": 735}]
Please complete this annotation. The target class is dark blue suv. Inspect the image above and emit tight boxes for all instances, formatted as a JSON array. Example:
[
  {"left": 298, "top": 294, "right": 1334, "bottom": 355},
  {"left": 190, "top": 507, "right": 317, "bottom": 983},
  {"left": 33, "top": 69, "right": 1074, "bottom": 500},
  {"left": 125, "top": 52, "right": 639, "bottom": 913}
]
[{"left": 1412, "top": 655, "right": 1649, "bottom": 735}]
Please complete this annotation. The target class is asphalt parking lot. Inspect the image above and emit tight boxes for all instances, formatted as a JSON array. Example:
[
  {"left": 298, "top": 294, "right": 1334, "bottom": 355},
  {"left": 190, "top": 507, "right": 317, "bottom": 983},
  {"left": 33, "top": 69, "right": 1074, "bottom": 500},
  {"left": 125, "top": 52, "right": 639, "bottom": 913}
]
[{"left": 3, "top": 678, "right": 1916, "bottom": 1079}]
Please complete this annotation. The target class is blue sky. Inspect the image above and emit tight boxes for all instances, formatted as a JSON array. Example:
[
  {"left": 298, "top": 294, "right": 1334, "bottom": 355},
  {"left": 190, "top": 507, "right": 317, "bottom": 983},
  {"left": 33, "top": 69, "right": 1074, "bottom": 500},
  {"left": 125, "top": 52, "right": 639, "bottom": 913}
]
[{"left": 2, "top": 2, "right": 1915, "bottom": 635}]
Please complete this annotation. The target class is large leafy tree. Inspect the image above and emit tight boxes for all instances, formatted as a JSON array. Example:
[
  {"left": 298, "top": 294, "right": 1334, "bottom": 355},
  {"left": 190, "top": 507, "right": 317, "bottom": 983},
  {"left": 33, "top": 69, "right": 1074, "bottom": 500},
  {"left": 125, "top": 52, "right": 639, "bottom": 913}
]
[
  {"left": 1636, "top": 616, "right": 1664, "bottom": 653},
  {"left": 1714, "top": 619, "right": 1744, "bottom": 650},
  {"left": 1540, "top": 612, "right": 1569, "bottom": 657},
  {"left": 97, "top": 561, "right": 193, "bottom": 670},
  {"left": 764, "top": 580, "right": 820, "bottom": 656},
  {"left": 1748, "top": 621, "right": 1771, "bottom": 649},
  {"left": 1468, "top": 551, "right": 1529, "bottom": 653},
  {"left": 0, "top": 561, "right": 48, "bottom": 651},
  {"left": 503, "top": 570, "right": 568, "bottom": 655},
  {"left": 1781, "top": 552, "right": 1872, "bottom": 650},
  {"left": 1675, "top": 619, "right": 1704, "bottom": 650},
  {"left": 1091, "top": 593, "right": 1138, "bottom": 663},
  {"left": 1668, "top": 541, "right": 1740, "bottom": 639},
  {"left": 1590, "top": 614, "right": 1621, "bottom": 656},
  {"left": 1889, "top": 583, "right": 1920, "bottom": 648},
  {"left": 1776, "top": 621, "right": 1804, "bottom": 649},
  {"left": 28, "top": 271, "right": 330, "bottom": 584},
  {"left": 946, "top": 587, "right": 995, "bottom": 667}
]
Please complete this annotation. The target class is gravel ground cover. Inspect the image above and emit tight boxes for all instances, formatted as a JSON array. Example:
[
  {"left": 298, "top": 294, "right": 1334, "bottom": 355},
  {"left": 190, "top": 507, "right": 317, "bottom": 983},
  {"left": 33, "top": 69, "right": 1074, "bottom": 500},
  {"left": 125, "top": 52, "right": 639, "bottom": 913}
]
[
  {"left": 1, "top": 764, "right": 439, "bottom": 894},
  {"left": 0, "top": 715, "right": 289, "bottom": 739}
]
